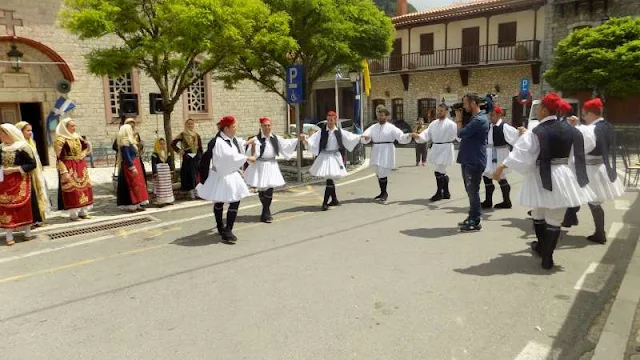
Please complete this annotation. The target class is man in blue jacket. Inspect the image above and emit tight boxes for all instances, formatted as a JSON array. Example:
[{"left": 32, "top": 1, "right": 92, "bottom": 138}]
[{"left": 455, "top": 93, "right": 490, "bottom": 232}]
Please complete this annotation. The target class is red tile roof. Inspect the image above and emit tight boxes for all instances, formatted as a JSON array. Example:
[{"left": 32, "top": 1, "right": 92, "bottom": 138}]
[{"left": 393, "top": 0, "right": 546, "bottom": 27}]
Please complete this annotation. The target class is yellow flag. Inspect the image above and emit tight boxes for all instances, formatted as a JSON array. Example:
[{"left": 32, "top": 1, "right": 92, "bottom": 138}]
[{"left": 362, "top": 59, "right": 371, "bottom": 96}]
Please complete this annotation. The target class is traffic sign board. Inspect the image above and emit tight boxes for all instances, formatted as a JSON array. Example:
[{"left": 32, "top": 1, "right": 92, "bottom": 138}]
[
  {"left": 286, "top": 65, "right": 304, "bottom": 104},
  {"left": 520, "top": 78, "right": 530, "bottom": 94}
]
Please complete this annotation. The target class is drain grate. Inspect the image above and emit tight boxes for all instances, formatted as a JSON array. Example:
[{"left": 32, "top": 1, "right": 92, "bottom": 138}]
[{"left": 46, "top": 216, "right": 156, "bottom": 240}]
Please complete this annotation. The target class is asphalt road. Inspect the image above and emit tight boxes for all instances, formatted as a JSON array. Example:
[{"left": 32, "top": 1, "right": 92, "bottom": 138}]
[{"left": 0, "top": 148, "right": 638, "bottom": 360}]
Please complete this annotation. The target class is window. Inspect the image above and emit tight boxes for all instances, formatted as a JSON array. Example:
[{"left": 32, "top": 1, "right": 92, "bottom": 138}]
[
  {"left": 182, "top": 62, "right": 212, "bottom": 120},
  {"left": 420, "top": 33, "right": 434, "bottom": 55},
  {"left": 103, "top": 70, "right": 140, "bottom": 123},
  {"left": 417, "top": 98, "right": 437, "bottom": 121},
  {"left": 372, "top": 99, "right": 385, "bottom": 121},
  {"left": 498, "top": 22, "right": 517, "bottom": 47},
  {"left": 392, "top": 98, "right": 404, "bottom": 121}
]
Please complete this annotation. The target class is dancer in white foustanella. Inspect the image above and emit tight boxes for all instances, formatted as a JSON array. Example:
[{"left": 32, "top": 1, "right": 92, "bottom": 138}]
[
  {"left": 481, "top": 105, "right": 520, "bottom": 209},
  {"left": 361, "top": 106, "right": 413, "bottom": 202},
  {"left": 299, "top": 111, "right": 362, "bottom": 210},
  {"left": 244, "top": 117, "right": 300, "bottom": 223},
  {"left": 412, "top": 103, "right": 458, "bottom": 202}
]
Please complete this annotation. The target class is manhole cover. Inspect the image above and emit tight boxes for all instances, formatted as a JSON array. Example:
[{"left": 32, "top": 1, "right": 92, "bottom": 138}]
[{"left": 46, "top": 216, "right": 156, "bottom": 240}]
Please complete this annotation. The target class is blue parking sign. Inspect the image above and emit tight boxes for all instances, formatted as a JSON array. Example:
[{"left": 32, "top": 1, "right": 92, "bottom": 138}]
[
  {"left": 520, "top": 78, "right": 530, "bottom": 93},
  {"left": 286, "top": 65, "right": 305, "bottom": 104}
]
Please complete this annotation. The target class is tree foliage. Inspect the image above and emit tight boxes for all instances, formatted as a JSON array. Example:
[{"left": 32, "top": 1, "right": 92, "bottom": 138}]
[
  {"left": 59, "top": 0, "right": 295, "bottom": 142},
  {"left": 217, "top": 0, "right": 395, "bottom": 108},
  {"left": 544, "top": 17, "right": 640, "bottom": 97}
]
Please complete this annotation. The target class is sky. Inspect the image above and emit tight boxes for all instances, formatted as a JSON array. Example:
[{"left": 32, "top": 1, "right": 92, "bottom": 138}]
[{"left": 411, "top": 0, "right": 462, "bottom": 10}]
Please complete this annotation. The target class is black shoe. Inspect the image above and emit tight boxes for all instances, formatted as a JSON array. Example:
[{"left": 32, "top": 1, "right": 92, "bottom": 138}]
[
  {"left": 224, "top": 231, "right": 237, "bottom": 243},
  {"left": 260, "top": 216, "right": 273, "bottom": 223},
  {"left": 328, "top": 200, "right": 340, "bottom": 206},
  {"left": 458, "top": 217, "right": 470, "bottom": 226},
  {"left": 494, "top": 202, "right": 512, "bottom": 209},
  {"left": 380, "top": 192, "right": 388, "bottom": 202},
  {"left": 541, "top": 256, "right": 554, "bottom": 270},
  {"left": 430, "top": 192, "right": 443, "bottom": 202},
  {"left": 529, "top": 241, "right": 541, "bottom": 256},
  {"left": 459, "top": 221, "right": 482, "bottom": 232},
  {"left": 322, "top": 203, "right": 329, "bottom": 211},
  {"left": 587, "top": 232, "right": 607, "bottom": 244},
  {"left": 374, "top": 194, "right": 383, "bottom": 201},
  {"left": 480, "top": 200, "right": 493, "bottom": 209}
]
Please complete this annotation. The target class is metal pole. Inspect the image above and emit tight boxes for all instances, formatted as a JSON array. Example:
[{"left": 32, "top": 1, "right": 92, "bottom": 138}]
[
  {"left": 334, "top": 75, "right": 340, "bottom": 119},
  {"left": 360, "top": 74, "right": 366, "bottom": 162},
  {"left": 295, "top": 102, "right": 302, "bottom": 183}
]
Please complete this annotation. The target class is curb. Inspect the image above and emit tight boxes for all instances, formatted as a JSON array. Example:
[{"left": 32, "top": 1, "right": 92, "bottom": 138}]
[
  {"left": 31, "top": 160, "right": 370, "bottom": 235},
  {"left": 592, "top": 229, "right": 640, "bottom": 360}
]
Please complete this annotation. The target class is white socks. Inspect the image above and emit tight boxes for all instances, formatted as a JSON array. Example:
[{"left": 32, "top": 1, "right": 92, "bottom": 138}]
[{"left": 6, "top": 230, "right": 13, "bottom": 242}]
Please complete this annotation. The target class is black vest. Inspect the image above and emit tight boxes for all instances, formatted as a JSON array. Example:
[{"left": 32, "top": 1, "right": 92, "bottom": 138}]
[
  {"left": 319, "top": 129, "right": 345, "bottom": 155},
  {"left": 589, "top": 120, "right": 617, "bottom": 181},
  {"left": 257, "top": 133, "right": 280, "bottom": 159},
  {"left": 532, "top": 119, "right": 588, "bottom": 191},
  {"left": 492, "top": 122, "right": 508, "bottom": 147}
]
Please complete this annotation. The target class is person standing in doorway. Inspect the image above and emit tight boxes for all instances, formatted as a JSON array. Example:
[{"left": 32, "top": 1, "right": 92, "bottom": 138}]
[{"left": 455, "top": 93, "right": 490, "bottom": 232}]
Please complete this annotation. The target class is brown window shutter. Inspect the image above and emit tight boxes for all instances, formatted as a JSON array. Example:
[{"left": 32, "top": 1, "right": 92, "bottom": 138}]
[
  {"left": 420, "top": 33, "right": 434, "bottom": 55},
  {"left": 498, "top": 22, "right": 517, "bottom": 47}
]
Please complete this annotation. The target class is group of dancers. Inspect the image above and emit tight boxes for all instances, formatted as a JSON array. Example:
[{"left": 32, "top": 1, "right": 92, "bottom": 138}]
[{"left": 0, "top": 94, "right": 625, "bottom": 272}]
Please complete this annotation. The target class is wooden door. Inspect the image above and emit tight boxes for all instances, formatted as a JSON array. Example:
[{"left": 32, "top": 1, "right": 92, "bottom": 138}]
[
  {"left": 315, "top": 88, "right": 336, "bottom": 121},
  {"left": 0, "top": 103, "right": 20, "bottom": 124},
  {"left": 390, "top": 38, "right": 403, "bottom": 71},
  {"left": 461, "top": 27, "right": 480, "bottom": 65}
]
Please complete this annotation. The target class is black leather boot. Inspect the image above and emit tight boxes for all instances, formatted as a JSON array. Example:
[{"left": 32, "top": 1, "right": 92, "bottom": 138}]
[
  {"left": 494, "top": 179, "right": 512, "bottom": 209},
  {"left": 530, "top": 219, "right": 546, "bottom": 256},
  {"left": 430, "top": 172, "right": 443, "bottom": 202},
  {"left": 541, "top": 225, "right": 561, "bottom": 270},
  {"left": 214, "top": 203, "right": 225, "bottom": 237},
  {"left": 481, "top": 176, "right": 494, "bottom": 209},
  {"left": 561, "top": 207, "right": 580, "bottom": 227},
  {"left": 587, "top": 204, "right": 607, "bottom": 244},
  {"left": 442, "top": 174, "right": 451, "bottom": 199},
  {"left": 225, "top": 202, "right": 240, "bottom": 243}
]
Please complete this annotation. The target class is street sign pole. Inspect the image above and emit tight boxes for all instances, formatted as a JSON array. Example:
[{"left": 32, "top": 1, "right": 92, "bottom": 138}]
[{"left": 295, "top": 102, "right": 302, "bottom": 182}]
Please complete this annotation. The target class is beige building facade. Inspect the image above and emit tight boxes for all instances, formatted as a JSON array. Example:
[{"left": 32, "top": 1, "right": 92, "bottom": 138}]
[
  {"left": 0, "top": 0, "right": 288, "bottom": 167},
  {"left": 368, "top": 0, "right": 546, "bottom": 127}
]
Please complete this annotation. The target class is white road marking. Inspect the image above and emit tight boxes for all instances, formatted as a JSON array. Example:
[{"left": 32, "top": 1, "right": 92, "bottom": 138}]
[
  {"left": 336, "top": 173, "right": 376, "bottom": 187},
  {"left": 614, "top": 200, "right": 630, "bottom": 210},
  {"left": 514, "top": 341, "right": 551, "bottom": 360},
  {"left": 609, "top": 222, "right": 627, "bottom": 240},
  {"left": 574, "top": 262, "right": 599, "bottom": 291}
]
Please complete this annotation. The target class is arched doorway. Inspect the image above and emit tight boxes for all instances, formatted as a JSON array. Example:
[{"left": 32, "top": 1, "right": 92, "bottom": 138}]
[{"left": 0, "top": 36, "right": 75, "bottom": 166}]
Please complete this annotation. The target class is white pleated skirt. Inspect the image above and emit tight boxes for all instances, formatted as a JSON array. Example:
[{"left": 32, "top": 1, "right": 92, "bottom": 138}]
[
  {"left": 427, "top": 143, "right": 455, "bottom": 166},
  {"left": 309, "top": 152, "right": 347, "bottom": 180},
  {"left": 244, "top": 160, "right": 286, "bottom": 190},
  {"left": 517, "top": 165, "right": 596, "bottom": 209},
  {"left": 586, "top": 164, "right": 625, "bottom": 202},
  {"left": 483, "top": 147, "right": 511, "bottom": 178},
  {"left": 196, "top": 170, "right": 250, "bottom": 203}
]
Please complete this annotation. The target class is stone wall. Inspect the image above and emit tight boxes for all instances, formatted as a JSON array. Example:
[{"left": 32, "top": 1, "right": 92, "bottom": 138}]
[
  {"left": 368, "top": 65, "right": 540, "bottom": 127},
  {"left": 0, "top": 0, "right": 287, "bottom": 165}
]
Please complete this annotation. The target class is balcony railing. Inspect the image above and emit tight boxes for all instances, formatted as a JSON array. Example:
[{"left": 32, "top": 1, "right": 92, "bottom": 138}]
[{"left": 369, "top": 40, "right": 541, "bottom": 74}]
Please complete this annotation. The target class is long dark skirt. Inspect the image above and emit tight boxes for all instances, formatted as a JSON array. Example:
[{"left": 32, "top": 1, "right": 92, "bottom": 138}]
[
  {"left": 180, "top": 152, "right": 201, "bottom": 191},
  {"left": 31, "top": 185, "right": 43, "bottom": 224}
]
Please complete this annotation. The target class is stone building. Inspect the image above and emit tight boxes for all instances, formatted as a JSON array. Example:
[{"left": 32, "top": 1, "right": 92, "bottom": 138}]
[
  {"left": 368, "top": 0, "right": 547, "bottom": 128},
  {"left": 0, "top": 0, "right": 288, "bottom": 167},
  {"left": 542, "top": 0, "right": 640, "bottom": 124}
]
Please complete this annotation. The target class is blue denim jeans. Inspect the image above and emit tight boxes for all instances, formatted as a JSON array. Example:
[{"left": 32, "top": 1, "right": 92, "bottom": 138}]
[{"left": 461, "top": 163, "right": 483, "bottom": 222}]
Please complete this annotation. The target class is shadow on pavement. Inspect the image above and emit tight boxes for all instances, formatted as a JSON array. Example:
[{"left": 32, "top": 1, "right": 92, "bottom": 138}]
[
  {"left": 453, "top": 250, "right": 565, "bottom": 276},
  {"left": 170, "top": 229, "right": 225, "bottom": 246},
  {"left": 400, "top": 227, "right": 462, "bottom": 239}
]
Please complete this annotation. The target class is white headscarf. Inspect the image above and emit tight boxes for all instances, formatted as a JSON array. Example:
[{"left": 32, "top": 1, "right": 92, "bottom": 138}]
[
  {"left": 56, "top": 117, "right": 81, "bottom": 140},
  {"left": 0, "top": 123, "right": 33, "bottom": 155}
]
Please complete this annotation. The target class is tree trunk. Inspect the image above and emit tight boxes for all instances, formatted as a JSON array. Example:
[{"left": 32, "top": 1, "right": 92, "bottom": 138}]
[{"left": 162, "top": 108, "right": 175, "bottom": 170}]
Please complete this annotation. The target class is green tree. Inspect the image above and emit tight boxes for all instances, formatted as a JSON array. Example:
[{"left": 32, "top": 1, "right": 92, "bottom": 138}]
[
  {"left": 217, "top": 0, "right": 395, "bottom": 118},
  {"left": 544, "top": 17, "right": 640, "bottom": 98},
  {"left": 59, "top": 0, "right": 295, "bottom": 145},
  {"left": 373, "top": 0, "right": 418, "bottom": 16}
]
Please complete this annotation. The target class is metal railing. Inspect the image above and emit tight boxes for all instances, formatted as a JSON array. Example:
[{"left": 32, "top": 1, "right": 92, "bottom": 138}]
[{"left": 369, "top": 40, "right": 541, "bottom": 74}]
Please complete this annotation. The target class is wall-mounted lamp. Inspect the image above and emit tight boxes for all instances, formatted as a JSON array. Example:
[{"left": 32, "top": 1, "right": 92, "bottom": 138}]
[
  {"left": 384, "top": 90, "right": 390, "bottom": 97},
  {"left": 6, "top": 44, "right": 23, "bottom": 72},
  {"left": 445, "top": 85, "right": 451, "bottom": 93}
]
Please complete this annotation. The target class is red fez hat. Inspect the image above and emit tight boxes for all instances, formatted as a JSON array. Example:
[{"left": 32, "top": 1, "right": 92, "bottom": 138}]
[
  {"left": 327, "top": 110, "right": 337, "bottom": 116},
  {"left": 219, "top": 115, "right": 235, "bottom": 128},
  {"left": 583, "top": 98, "right": 603, "bottom": 113},
  {"left": 541, "top": 93, "right": 562, "bottom": 113},
  {"left": 559, "top": 101, "right": 572, "bottom": 115},
  {"left": 493, "top": 106, "right": 503, "bottom": 115},
  {"left": 259, "top": 117, "right": 270, "bottom": 124}
]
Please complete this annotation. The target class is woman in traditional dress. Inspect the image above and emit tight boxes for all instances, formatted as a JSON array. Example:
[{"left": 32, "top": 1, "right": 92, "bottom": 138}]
[
  {"left": 15, "top": 121, "right": 50, "bottom": 227},
  {"left": 171, "top": 118, "right": 203, "bottom": 199},
  {"left": 55, "top": 118, "right": 94, "bottom": 221},
  {"left": 151, "top": 138, "right": 175, "bottom": 206},
  {"left": 197, "top": 116, "right": 256, "bottom": 243},
  {"left": 0, "top": 124, "right": 40, "bottom": 245},
  {"left": 116, "top": 119, "right": 149, "bottom": 212}
]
